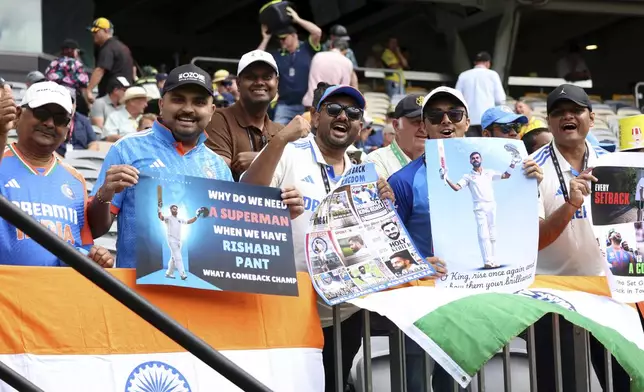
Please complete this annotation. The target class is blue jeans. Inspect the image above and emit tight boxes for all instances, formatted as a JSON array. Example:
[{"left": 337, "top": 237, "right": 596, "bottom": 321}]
[
  {"left": 385, "top": 80, "right": 405, "bottom": 98},
  {"left": 274, "top": 103, "right": 305, "bottom": 125}
]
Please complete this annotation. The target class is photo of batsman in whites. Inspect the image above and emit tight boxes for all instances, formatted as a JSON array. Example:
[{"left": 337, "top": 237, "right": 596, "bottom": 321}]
[
  {"left": 440, "top": 147, "right": 522, "bottom": 269},
  {"left": 157, "top": 185, "right": 209, "bottom": 280}
]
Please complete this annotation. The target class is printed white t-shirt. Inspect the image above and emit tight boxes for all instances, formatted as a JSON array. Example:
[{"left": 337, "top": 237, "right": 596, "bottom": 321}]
[
  {"left": 164, "top": 215, "right": 186, "bottom": 242},
  {"left": 457, "top": 168, "right": 503, "bottom": 205}
]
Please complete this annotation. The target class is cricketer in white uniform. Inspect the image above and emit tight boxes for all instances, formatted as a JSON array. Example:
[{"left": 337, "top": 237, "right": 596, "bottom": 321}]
[
  {"left": 158, "top": 204, "right": 198, "bottom": 280},
  {"left": 443, "top": 151, "right": 514, "bottom": 268}
]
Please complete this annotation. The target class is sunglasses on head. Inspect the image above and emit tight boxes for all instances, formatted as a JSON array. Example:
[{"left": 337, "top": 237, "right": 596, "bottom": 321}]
[
  {"left": 424, "top": 109, "right": 465, "bottom": 125},
  {"left": 491, "top": 123, "right": 520, "bottom": 134},
  {"left": 25, "top": 106, "right": 71, "bottom": 127},
  {"left": 323, "top": 103, "right": 364, "bottom": 121}
]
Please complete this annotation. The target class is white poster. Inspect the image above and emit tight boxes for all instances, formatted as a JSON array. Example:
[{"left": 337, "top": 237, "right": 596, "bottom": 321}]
[{"left": 425, "top": 138, "right": 538, "bottom": 292}]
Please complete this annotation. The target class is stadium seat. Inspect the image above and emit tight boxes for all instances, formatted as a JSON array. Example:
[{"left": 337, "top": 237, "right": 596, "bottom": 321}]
[
  {"left": 63, "top": 158, "right": 101, "bottom": 171},
  {"left": 617, "top": 107, "right": 641, "bottom": 117}
]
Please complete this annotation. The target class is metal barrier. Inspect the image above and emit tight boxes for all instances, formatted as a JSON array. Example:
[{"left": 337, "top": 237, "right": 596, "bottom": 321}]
[
  {"left": 332, "top": 310, "right": 620, "bottom": 392},
  {"left": 0, "top": 195, "right": 273, "bottom": 392}
]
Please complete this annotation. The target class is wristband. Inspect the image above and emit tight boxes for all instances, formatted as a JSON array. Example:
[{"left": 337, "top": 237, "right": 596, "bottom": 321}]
[{"left": 567, "top": 200, "right": 582, "bottom": 210}]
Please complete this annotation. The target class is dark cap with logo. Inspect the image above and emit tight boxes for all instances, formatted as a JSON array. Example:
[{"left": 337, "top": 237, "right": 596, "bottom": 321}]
[
  {"left": 393, "top": 94, "right": 424, "bottom": 119},
  {"left": 161, "top": 64, "right": 214, "bottom": 96},
  {"left": 547, "top": 84, "right": 592, "bottom": 114}
]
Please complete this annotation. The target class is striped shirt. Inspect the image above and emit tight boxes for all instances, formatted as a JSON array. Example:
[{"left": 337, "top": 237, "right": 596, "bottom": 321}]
[
  {"left": 0, "top": 144, "right": 92, "bottom": 266},
  {"left": 92, "top": 120, "right": 233, "bottom": 268}
]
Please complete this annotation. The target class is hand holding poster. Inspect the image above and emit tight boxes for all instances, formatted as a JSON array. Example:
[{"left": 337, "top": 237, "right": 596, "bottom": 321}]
[
  {"left": 135, "top": 172, "right": 298, "bottom": 296},
  {"left": 426, "top": 138, "right": 539, "bottom": 292},
  {"left": 305, "top": 163, "right": 436, "bottom": 305},
  {"left": 591, "top": 152, "right": 644, "bottom": 302}
]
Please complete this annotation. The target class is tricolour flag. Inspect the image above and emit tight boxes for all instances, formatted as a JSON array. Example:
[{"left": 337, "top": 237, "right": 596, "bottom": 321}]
[
  {"left": 351, "top": 277, "right": 644, "bottom": 389},
  {"left": 0, "top": 267, "right": 324, "bottom": 392}
]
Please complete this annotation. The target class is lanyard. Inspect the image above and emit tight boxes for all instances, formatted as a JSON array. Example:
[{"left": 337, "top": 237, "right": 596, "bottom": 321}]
[
  {"left": 549, "top": 141, "right": 589, "bottom": 203},
  {"left": 389, "top": 140, "right": 409, "bottom": 167},
  {"left": 319, "top": 164, "right": 332, "bottom": 194}
]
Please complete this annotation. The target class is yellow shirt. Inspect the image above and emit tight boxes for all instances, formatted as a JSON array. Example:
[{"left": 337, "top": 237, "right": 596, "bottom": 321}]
[
  {"left": 519, "top": 117, "right": 547, "bottom": 138},
  {"left": 381, "top": 49, "right": 405, "bottom": 84}
]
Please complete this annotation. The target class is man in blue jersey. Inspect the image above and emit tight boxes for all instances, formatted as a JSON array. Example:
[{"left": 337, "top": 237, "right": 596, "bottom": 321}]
[
  {"left": 388, "top": 86, "right": 542, "bottom": 391},
  {"left": 87, "top": 64, "right": 304, "bottom": 268},
  {"left": 606, "top": 230, "right": 635, "bottom": 274},
  {"left": 0, "top": 81, "right": 113, "bottom": 267}
]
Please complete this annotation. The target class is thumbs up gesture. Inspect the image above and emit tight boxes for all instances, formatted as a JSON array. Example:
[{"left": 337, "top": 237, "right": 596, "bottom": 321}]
[{"left": 0, "top": 82, "right": 17, "bottom": 135}]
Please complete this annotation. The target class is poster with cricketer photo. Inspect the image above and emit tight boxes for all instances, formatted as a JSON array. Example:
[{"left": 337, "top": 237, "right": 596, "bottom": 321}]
[
  {"left": 135, "top": 172, "right": 298, "bottom": 296},
  {"left": 426, "top": 138, "right": 539, "bottom": 292},
  {"left": 591, "top": 152, "right": 644, "bottom": 302},
  {"left": 305, "top": 163, "right": 436, "bottom": 305}
]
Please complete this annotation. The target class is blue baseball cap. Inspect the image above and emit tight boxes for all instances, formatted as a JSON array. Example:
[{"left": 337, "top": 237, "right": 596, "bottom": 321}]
[
  {"left": 316, "top": 85, "right": 366, "bottom": 112},
  {"left": 481, "top": 106, "right": 528, "bottom": 130}
]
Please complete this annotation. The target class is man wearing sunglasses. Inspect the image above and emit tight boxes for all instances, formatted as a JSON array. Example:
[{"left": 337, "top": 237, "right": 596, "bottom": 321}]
[
  {"left": 0, "top": 82, "right": 113, "bottom": 268},
  {"left": 241, "top": 85, "right": 396, "bottom": 392},
  {"left": 481, "top": 105, "right": 528, "bottom": 139}
]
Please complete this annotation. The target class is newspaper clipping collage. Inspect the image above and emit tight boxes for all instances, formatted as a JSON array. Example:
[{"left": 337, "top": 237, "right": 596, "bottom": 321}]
[{"left": 305, "top": 163, "right": 436, "bottom": 305}]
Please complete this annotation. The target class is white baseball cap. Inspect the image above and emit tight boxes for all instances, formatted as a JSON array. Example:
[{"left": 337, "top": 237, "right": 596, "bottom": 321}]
[
  {"left": 20, "top": 81, "right": 73, "bottom": 115},
  {"left": 237, "top": 50, "right": 279, "bottom": 76},
  {"left": 421, "top": 86, "right": 469, "bottom": 117}
]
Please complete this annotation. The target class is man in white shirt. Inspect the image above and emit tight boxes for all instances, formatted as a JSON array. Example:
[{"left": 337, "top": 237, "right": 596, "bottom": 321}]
[
  {"left": 529, "top": 84, "right": 629, "bottom": 391},
  {"left": 363, "top": 93, "right": 425, "bottom": 178},
  {"left": 443, "top": 151, "right": 518, "bottom": 268},
  {"left": 240, "top": 85, "right": 397, "bottom": 392},
  {"left": 158, "top": 203, "right": 199, "bottom": 280},
  {"left": 556, "top": 43, "right": 591, "bottom": 82},
  {"left": 103, "top": 86, "right": 148, "bottom": 141},
  {"left": 455, "top": 51, "right": 506, "bottom": 137}
]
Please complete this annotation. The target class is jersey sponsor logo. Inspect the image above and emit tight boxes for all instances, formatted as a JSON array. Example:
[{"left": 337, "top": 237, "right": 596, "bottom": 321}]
[
  {"left": 61, "top": 183, "right": 75, "bottom": 199},
  {"left": 4, "top": 179, "right": 20, "bottom": 188},
  {"left": 10, "top": 201, "right": 80, "bottom": 244},
  {"left": 149, "top": 159, "right": 166, "bottom": 168},
  {"left": 301, "top": 175, "right": 315, "bottom": 184},
  {"left": 303, "top": 196, "right": 321, "bottom": 212}
]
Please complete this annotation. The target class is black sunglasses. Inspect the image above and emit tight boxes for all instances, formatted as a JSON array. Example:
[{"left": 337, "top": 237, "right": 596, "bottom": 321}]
[
  {"left": 25, "top": 106, "right": 71, "bottom": 127},
  {"left": 424, "top": 109, "right": 465, "bottom": 125},
  {"left": 490, "top": 123, "right": 520, "bottom": 134},
  {"left": 323, "top": 103, "right": 363, "bottom": 121}
]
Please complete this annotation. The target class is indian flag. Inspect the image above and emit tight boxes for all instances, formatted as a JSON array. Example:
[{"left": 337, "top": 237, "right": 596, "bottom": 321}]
[
  {"left": 351, "top": 277, "right": 644, "bottom": 389},
  {"left": 0, "top": 267, "right": 324, "bottom": 392}
]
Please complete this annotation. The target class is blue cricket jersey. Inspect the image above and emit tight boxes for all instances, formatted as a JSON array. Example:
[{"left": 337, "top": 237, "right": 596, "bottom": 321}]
[
  {"left": 92, "top": 121, "right": 233, "bottom": 268},
  {"left": 388, "top": 155, "right": 434, "bottom": 259},
  {"left": 0, "top": 143, "right": 93, "bottom": 266}
]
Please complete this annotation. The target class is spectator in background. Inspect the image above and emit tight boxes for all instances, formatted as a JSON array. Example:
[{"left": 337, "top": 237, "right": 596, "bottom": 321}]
[
  {"left": 322, "top": 25, "right": 358, "bottom": 67},
  {"left": 156, "top": 73, "right": 167, "bottom": 90},
  {"left": 44, "top": 39, "right": 89, "bottom": 108},
  {"left": 382, "top": 124, "right": 395, "bottom": 147},
  {"left": 557, "top": 43, "right": 591, "bottom": 82},
  {"left": 90, "top": 77, "right": 129, "bottom": 129},
  {"left": 56, "top": 96, "right": 98, "bottom": 157},
  {"left": 213, "top": 69, "right": 235, "bottom": 107},
  {"left": 515, "top": 99, "right": 546, "bottom": 138},
  {"left": 25, "top": 71, "right": 46, "bottom": 88},
  {"left": 363, "top": 94, "right": 425, "bottom": 178},
  {"left": 0, "top": 82, "right": 113, "bottom": 267},
  {"left": 103, "top": 86, "right": 148, "bottom": 142},
  {"left": 258, "top": 6, "right": 322, "bottom": 124},
  {"left": 522, "top": 127, "right": 552, "bottom": 155},
  {"left": 481, "top": 106, "right": 527, "bottom": 140},
  {"left": 302, "top": 38, "right": 353, "bottom": 108},
  {"left": 143, "top": 73, "right": 167, "bottom": 115},
  {"left": 138, "top": 113, "right": 156, "bottom": 131},
  {"left": 206, "top": 50, "right": 282, "bottom": 180},
  {"left": 455, "top": 51, "right": 506, "bottom": 137},
  {"left": 223, "top": 75, "right": 240, "bottom": 102},
  {"left": 85, "top": 17, "right": 135, "bottom": 103},
  {"left": 381, "top": 38, "right": 408, "bottom": 97}
]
